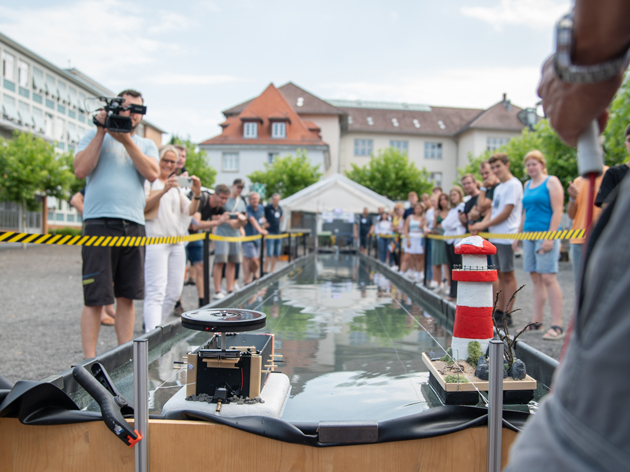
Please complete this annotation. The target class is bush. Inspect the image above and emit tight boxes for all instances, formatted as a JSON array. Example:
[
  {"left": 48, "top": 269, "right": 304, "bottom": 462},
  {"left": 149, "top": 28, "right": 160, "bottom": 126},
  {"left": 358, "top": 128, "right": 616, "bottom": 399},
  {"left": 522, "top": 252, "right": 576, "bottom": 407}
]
[{"left": 49, "top": 227, "right": 82, "bottom": 237}]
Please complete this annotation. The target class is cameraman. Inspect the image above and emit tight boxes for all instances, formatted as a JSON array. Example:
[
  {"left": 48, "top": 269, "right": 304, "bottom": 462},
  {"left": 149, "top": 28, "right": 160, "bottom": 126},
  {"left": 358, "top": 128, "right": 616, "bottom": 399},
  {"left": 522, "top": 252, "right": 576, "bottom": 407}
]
[{"left": 74, "top": 89, "right": 159, "bottom": 359}]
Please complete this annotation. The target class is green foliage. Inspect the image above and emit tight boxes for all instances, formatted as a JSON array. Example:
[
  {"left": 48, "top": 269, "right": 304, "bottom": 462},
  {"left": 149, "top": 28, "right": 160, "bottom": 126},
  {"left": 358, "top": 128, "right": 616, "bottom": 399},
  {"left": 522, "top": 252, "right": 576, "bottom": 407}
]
[
  {"left": 604, "top": 74, "right": 630, "bottom": 167},
  {"left": 49, "top": 227, "right": 82, "bottom": 237},
  {"left": 248, "top": 149, "right": 322, "bottom": 199},
  {"left": 169, "top": 135, "right": 217, "bottom": 188},
  {"left": 345, "top": 147, "right": 433, "bottom": 200},
  {"left": 439, "top": 352, "right": 455, "bottom": 366},
  {"left": 349, "top": 305, "right": 414, "bottom": 344},
  {"left": 0, "top": 131, "right": 75, "bottom": 211},
  {"left": 444, "top": 375, "right": 469, "bottom": 384},
  {"left": 466, "top": 341, "right": 483, "bottom": 368},
  {"left": 59, "top": 152, "right": 85, "bottom": 196}
]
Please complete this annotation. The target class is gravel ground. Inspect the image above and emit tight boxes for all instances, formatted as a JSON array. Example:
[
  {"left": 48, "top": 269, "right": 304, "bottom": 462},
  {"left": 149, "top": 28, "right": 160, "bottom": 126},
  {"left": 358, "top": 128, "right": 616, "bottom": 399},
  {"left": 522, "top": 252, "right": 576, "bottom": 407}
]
[{"left": 0, "top": 245, "right": 287, "bottom": 383}]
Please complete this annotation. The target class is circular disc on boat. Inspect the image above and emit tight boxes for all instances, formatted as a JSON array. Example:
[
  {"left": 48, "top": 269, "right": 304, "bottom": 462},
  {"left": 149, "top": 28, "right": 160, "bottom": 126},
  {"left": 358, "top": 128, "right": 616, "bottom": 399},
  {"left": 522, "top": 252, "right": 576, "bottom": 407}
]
[{"left": 181, "top": 308, "right": 266, "bottom": 332}]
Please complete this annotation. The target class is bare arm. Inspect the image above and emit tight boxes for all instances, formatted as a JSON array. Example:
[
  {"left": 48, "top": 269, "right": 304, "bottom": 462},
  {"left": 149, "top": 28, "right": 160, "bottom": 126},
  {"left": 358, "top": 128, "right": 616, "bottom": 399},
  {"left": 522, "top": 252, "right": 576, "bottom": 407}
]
[
  {"left": 249, "top": 215, "right": 268, "bottom": 235},
  {"left": 566, "top": 179, "right": 579, "bottom": 219},
  {"left": 74, "top": 118, "right": 107, "bottom": 180},
  {"left": 69, "top": 192, "right": 84, "bottom": 215}
]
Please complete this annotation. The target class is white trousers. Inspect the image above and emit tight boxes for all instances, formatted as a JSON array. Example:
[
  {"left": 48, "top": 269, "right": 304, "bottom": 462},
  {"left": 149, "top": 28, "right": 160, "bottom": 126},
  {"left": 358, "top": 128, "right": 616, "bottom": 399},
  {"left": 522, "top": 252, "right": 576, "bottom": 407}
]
[{"left": 143, "top": 243, "right": 186, "bottom": 332}]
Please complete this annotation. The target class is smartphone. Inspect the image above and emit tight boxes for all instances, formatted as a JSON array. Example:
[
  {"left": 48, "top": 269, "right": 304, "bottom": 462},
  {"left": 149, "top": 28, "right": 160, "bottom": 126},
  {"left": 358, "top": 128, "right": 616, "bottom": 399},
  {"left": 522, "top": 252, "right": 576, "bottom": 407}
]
[
  {"left": 177, "top": 176, "right": 192, "bottom": 187},
  {"left": 229, "top": 213, "right": 238, "bottom": 220}
]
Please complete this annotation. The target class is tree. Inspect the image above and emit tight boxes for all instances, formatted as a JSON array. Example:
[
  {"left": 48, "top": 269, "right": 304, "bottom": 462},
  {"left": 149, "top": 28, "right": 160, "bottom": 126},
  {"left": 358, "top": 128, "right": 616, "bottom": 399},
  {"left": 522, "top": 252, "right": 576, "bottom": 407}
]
[
  {"left": 603, "top": 74, "right": 630, "bottom": 167},
  {"left": 345, "top": 147, "right": 433, "bottom": 200},
  {"left": 169, "top": 135, "right": 217, "bottom": 188},
  {"left": 248, "top": 149, "right": 322, "bottom": 198},
  {"left": 0, "top": 131, "right": 75, "bottom": 231}
]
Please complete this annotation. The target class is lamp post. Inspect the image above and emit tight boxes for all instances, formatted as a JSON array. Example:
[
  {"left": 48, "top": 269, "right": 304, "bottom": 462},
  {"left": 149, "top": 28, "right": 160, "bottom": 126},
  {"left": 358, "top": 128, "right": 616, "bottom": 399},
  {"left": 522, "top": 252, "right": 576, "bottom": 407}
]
[{"left": 517, "top": 107, "right": 539, "bottom": 131}]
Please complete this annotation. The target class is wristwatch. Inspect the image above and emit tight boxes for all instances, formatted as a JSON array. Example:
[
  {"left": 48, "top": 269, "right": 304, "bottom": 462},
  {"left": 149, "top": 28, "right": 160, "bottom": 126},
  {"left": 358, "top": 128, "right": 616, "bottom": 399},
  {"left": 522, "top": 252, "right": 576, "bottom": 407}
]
[{"left": 554, "top": 11, "right": 630, "bottom": 84}]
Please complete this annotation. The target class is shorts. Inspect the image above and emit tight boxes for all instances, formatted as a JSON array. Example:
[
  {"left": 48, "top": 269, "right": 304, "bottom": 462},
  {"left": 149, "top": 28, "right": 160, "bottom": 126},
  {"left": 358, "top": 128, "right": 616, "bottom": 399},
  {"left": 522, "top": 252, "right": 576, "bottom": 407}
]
[
  {"left": 82, "top": 219, "right": 146, "bottom": 306},
  {"left": 491, "top": 244, "right": 515, "bottom": 273},
  {"left": 186, "top": 239, "right": 203, "bottom": 264},
  {"left": 359, "top": 234, "right": 369, "bottom": 249},
  {"left": 243, "top": 240, "right": 260, "bottom": 259},
  {"left": 523, "top": 239, "right": 560, "bottom": 274},
  {"left": 214, "top": 240, "right": 242, "bottom": 264},
  {"left": 266, "top": 237, "right": 282, "bottom": 257}
]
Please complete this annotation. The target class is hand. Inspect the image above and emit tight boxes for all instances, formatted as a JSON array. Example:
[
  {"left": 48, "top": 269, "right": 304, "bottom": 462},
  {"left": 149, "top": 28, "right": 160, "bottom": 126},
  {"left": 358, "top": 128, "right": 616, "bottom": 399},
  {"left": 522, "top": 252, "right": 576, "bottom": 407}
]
[
  {"left": 512, "top": 240, "right": 519, "bottom": 252},
  {"left": 94, "top": 110, "right": 107, "bottom": 127},
  {"left": 539, "top": 239, "right": 554, "bottom": 253},
  {"left": 470, "top": 223, "right": 481, "bottom": 235},
  {"left": 537, "top": 55, "right": 619, "bottom": 147},
  {"left": 406, "top": 239, "right": 411, "bottom": 248},
  {"left": 261, "top": 229, "right": 269, "bottom": 236},
  {"left": 237, "top": 213, "right": 247, "bottom": 222},
  {"left": 106, "top": 129, "right": 133, "bottom": 145},
  {"left": 458, "top": 213, "right": 468, "bottom": 226},
  {"left": 164, "top": 175, "right": 179, "bottom": 192},
  {"left": 567, "top": 180, "right": 579, "bottom": 200},
  {"left": 219, "top": 212, "right": 230, "bottom": 223},
  {"left": 468, "top": 208, "right": 481, "bottom": 221},
  {"left": 180, "top": 171, "right": 189, "bottom": 178},
  {"left": 190, "top": 175, "right": 201, "bottom": 196}
]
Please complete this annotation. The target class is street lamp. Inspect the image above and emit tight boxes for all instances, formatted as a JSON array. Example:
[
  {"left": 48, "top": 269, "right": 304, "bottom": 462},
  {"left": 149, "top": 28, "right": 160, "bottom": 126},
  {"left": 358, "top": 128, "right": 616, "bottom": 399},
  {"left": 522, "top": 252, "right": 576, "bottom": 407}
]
[{"left": 518, "top": 107, "right": 539, "bottom": 131}]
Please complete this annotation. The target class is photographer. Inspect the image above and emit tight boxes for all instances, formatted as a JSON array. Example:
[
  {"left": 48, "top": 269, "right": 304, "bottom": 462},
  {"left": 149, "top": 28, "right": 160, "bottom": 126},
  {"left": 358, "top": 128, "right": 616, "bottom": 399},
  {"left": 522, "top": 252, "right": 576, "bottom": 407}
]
[
  {"left": 142, "top": 145, "right": 201, "bottom": 332},
  {"left": 74, "top": 89, "right": 159, "bottom": 359}
]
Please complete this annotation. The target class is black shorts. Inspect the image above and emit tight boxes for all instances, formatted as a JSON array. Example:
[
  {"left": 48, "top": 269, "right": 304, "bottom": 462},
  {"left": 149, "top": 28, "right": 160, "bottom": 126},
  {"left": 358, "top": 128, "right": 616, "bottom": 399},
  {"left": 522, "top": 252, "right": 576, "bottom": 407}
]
[{"left": 82, "top": 219, "right": 146, "bottom": 306}]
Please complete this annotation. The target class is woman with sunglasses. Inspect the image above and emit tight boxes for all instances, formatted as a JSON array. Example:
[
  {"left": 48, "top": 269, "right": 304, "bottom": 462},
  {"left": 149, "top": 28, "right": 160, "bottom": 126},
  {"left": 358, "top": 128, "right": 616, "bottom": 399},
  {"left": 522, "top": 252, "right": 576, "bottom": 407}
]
[{"left": 142, "top": 145, "right": 201, "bottom": 332}]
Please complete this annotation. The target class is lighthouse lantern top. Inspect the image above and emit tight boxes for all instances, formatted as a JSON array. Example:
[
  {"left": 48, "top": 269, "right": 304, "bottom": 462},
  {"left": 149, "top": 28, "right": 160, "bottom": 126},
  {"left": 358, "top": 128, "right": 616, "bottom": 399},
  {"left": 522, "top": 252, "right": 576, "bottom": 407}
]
[{"left": 455, "top": 236, "right": 496, "bottom": 255}]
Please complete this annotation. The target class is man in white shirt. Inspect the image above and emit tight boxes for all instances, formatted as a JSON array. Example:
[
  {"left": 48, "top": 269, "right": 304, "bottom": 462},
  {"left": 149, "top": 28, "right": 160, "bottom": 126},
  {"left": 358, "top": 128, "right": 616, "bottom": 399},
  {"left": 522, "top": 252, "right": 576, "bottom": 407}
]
[{"left": 471, "top": 153, "right": 523, "bottom": 324}]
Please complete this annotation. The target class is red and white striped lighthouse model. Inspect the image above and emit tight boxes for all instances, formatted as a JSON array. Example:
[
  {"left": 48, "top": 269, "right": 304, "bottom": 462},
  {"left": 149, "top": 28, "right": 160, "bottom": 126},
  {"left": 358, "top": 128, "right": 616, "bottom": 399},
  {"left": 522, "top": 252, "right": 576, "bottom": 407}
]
[{"left": 450, "top": 235, "right": 497, "bottom": 361}]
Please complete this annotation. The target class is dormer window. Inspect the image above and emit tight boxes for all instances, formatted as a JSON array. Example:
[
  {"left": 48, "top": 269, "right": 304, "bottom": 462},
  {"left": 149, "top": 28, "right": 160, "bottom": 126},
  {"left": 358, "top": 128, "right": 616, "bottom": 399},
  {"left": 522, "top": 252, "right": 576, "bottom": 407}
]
[
  {"left": 243, "top": 121, "right": 257, "bottom": 138},
  {"left": 271, "top": 121, "right": 286, "bottom": 138}
]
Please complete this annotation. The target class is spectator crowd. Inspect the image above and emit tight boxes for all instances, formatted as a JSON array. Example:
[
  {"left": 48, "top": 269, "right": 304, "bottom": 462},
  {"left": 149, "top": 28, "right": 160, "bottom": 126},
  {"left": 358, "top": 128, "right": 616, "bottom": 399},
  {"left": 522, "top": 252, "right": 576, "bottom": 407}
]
[{"left": 72, "top": 89, "right": 287, "bottom": 359}]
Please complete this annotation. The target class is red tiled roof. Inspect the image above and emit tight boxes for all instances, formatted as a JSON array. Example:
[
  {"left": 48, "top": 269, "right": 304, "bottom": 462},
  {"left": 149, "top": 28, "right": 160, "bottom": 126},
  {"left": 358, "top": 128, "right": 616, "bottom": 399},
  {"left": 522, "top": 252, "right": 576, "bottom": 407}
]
[
  {"left": 222, "top": 82, "right": 344, "bottom": 117},
  {"left": 200, "top": 84, "right": 327, "bottom": 146},
  {"left": 457, "top": 100, "right": 525, "bottom": 134}
]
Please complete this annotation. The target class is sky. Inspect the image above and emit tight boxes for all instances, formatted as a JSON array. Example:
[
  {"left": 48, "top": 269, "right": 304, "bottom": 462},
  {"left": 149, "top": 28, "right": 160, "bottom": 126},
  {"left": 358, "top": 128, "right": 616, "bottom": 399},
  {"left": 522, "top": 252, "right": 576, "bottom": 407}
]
[{"left": 0, "top": 0, "right": 571, "bottom": 143}]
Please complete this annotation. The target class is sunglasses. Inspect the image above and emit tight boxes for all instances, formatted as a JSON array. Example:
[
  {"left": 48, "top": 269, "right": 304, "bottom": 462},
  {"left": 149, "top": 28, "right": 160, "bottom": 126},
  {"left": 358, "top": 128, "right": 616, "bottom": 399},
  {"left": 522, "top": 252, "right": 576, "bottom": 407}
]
[{"left": 162, "top": 158, "right": 177, "bottom": 164}]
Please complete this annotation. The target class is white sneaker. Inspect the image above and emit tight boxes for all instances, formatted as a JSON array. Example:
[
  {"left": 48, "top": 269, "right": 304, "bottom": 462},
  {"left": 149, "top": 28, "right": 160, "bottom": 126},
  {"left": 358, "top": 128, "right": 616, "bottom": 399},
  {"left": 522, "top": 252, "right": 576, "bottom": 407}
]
[
  {"left": 234, "top": 283, "right": 240, "bottom": 291},
  {"left": 213, "top": 291, "right": 225, "bottom": 300},
  {"left": 405, "top": 270, "right": 415, "bottom": 280},
  {"left": 416, "top": 271, "right": 424, "bottom": 282},
  {"left": 429, "top": 280, "right": 439, "bottom": 290}
]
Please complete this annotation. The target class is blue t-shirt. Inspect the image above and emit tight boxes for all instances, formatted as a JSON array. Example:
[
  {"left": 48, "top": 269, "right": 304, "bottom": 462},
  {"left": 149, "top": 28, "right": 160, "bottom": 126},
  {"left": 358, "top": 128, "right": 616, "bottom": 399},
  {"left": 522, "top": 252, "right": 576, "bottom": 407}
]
[
  {"left": 245, "top": 204, "right": 265, "bottom": 236},
  {"left": 264, "top": 204, "right": 283, "bottom": 234},
  {"left": 77, "top": 129, "right": 159, "bottom": 225}
]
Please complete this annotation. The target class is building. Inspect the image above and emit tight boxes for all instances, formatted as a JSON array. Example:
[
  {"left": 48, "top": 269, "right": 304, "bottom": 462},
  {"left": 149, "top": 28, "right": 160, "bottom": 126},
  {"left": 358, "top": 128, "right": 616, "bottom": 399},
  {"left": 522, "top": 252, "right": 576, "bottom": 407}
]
[
  {"left": 199, "top": 83, "right": 330, "bottom": 188},
  {"left": 212, "top": 83, "right": 529, "bottom": 191},
  {"left": 0, "top": 31, "right": 165, "bottom": 232}
]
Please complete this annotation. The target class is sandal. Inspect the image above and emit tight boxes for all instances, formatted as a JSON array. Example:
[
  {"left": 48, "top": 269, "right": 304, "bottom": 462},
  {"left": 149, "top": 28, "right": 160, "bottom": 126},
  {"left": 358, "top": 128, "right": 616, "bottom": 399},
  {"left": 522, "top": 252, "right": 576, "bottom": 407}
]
[
  {"left": 522, "top": 322, "right": 542, "bottom": 332},
  {"left": 543, "top": 325, "right": 565, "bottom": 341}
]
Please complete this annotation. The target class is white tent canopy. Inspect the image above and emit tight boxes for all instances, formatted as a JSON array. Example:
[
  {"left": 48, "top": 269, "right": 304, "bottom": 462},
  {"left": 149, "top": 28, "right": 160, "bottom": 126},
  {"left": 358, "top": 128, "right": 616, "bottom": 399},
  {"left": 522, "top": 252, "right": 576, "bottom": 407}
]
[{"left": 280, "top": 173, "right": 395, "bottom": 214}]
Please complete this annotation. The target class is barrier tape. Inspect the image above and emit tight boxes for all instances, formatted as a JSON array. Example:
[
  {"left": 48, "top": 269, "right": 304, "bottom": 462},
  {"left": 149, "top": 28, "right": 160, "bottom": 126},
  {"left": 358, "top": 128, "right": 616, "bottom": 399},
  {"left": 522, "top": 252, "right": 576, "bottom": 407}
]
[
  {"left": 0, "top": 231, "right": 305, "bottom": 247},
  {"left": 369, "top": 229, "right": 585, "bottom": 242}
]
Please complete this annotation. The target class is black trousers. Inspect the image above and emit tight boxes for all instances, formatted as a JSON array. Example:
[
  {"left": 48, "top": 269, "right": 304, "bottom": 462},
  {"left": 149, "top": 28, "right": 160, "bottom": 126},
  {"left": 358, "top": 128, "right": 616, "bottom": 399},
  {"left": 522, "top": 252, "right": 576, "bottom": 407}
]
[{"left": 445, "top": 242, "right": 462, "bottom": 299}]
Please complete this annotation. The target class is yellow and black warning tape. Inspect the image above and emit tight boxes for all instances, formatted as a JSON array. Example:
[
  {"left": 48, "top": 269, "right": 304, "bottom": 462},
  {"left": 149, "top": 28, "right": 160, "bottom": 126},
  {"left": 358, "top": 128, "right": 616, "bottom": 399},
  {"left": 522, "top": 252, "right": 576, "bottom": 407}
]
[
  {"left": 426, "top": 229, "right": 585, "bottom": 241},
  {"left": 0, "top": 231, "right": 305, "bottom": 247}
]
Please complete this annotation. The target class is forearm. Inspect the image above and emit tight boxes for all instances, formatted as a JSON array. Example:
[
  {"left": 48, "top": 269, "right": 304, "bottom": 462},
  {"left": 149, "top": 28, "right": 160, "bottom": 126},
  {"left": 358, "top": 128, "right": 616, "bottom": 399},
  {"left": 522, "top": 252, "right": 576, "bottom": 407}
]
[
  {"left": 123, "top": 139, "right": 159, "bottom": 182},
  {"left": 74, "top": 130, "right": 106, "bottom": 179},
  {"left": 145, "top": 188, "right": 165, "bottom": 211},
  {"left": 251, "top": 219, "right": 265, "bottom": 233},
  {"left": 573, "top": 0, "right": 630, "bottom": 65},
  {"left": 567, "top": 201, "right": 578, "bottom": 219},
  {"left": 188, "top": 198, "right": 200, "bottom": 216},
  {"left": 548, "top": 209, "right": 563, "bottom": 233},
  {"left": 486, "top": 207, "right": 512, "bottom": 228},
  {"left": 197, "top": 219, "right": 220, "bottom": 230}
]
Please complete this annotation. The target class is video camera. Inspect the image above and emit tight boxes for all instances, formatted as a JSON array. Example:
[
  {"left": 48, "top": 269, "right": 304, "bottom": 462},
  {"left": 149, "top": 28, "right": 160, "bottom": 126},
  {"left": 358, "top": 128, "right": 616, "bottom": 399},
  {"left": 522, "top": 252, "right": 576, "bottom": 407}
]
[{"left": 92, "top": 96, "right": 147, "bottom": 133}]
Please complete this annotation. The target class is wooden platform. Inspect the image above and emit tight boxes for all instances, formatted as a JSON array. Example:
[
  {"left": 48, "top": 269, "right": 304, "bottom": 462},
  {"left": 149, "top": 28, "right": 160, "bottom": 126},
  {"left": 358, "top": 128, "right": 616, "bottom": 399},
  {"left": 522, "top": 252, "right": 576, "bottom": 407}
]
[
  {"left": 422, "top": 352, "right": 537, "bottom": 392},
  {"left": 0, "top": 417, "right": 518, "bottom": 472}
]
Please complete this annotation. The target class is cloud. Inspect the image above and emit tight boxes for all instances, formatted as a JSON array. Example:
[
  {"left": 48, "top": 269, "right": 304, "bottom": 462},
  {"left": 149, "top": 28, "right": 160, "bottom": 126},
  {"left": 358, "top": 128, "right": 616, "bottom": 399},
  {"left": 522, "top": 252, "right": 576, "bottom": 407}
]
[
  {"left": 144, "top": 74, "right": 246, "bottom": 86},
  {"left": 196, "top": 1, "right": 221, "bottom": 12},
  {"left": 461, "top": 0, "right": 571, "bottom": 30},
  {"left": 0, "top": 0, "right": 185, "bottom": 77},
  {"left": 321, "top": 66, "right": 543, "bottom": 110}
]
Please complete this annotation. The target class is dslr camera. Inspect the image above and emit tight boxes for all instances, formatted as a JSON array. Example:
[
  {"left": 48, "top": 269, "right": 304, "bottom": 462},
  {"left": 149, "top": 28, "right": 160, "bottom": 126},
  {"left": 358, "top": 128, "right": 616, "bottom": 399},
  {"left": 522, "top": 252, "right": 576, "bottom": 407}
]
[{"left": 92, "top": 96, "right": 147, "bottom": 133}]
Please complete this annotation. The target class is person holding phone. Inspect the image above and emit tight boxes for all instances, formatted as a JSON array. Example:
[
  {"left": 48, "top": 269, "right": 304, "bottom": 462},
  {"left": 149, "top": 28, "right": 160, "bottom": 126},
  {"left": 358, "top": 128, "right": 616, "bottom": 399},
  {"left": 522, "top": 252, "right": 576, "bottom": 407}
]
[
  {"left": 441, "top": 187, "right": 466, "bottom": 301},
  {"left": 142, "top": 145, "right": 201, "bottom": 332}
]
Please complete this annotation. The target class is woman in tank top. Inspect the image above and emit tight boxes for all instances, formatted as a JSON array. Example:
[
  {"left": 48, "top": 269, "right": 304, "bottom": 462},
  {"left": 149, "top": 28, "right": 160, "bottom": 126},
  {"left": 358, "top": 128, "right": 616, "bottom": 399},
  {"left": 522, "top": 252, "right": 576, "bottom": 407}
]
[
  {"left": 430, "top": 193, "right": 451, "bottom": 293},
  {"left": 517, "top": 150, "right": 565, "bottom": 340}
]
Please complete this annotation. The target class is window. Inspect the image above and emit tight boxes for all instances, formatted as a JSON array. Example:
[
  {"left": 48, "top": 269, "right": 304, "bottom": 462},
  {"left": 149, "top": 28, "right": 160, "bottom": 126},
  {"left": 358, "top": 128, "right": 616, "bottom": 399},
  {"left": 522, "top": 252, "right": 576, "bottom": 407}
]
[
  {"left": 45, "top": 74, "right": 57, "bottom": 99},
  {"left": 2, "top": 94, "right": 19, "bottom": 121},
  {"left": 18, "top": 101, "right": 31, "bottom": 126},
  {"left": 57, "top": 81, "right": 68, "bottom": 104},
  {"left": 268, "top": 152, "right": 279, "bottom": 164},
  {"left": 424, "top": 142, "right": 442, "bottom": 159},
  {"left": 67, "top": 122, "right": 79, "bottom": 143},
  {"left": 367, "top": 117, "right": 374, "bottom": 126},
  {"left": 68, "top": 109, "right": 75, "bottom": 119},
  {"left": 271, "top": 121, "right": 286, "bottom": 138},
  {"left": 45, "top": 112, "right": 53, "bottom": 137},
  {"left": 222, "top": 153, "right": 239, "bottom": 172},
  {"left": 354, "top": 139, "right": 373, "bottom": 156},
  {"left": 78, "top": 111, "right": 86, "bottom": 123},
  {"left": 67, "top": 214, "right": 75, "bottom": 222},
  {"left": 57, "top": 104, "right": 65, "bottom": 114},
  {"left": 390, "top": 140, "right": 408, "bottom": 154},
  {"left": 413, "top": 119, "right": 421, "bottom": 128},
  {"left": 348, "top": 116, "right": 353, "bottom": 124},
  {"left": 391, "top": 118, "right": 399, "bottom": 127},
  {"left": 243, "top": 121, "right": 257, "bottom": 138},
  {"left": 55, "top": 116, "right": 65, "bottom": 142},
  {"left": 296, "top": 97, "right": 304, "bottom": 107},
  {"left": 430, "top": 172, "right": 443, "bottom": 187},
  {"left": 32, "top": 67, "right": 44, "bottom": 92},
  {"left": 78, "top": 126, "right": 85, "bottom": 140},
  {"left": 55, "top": 213, "right": 64, "bottom": 221},
  {"left": 78, "top": 91, "right": 86, "bottom": 111},
  {"left": 68, "top": 87, "right": 77, "bottom": 108},
  {"left": 486, "top": 137, "right": 510, "bottom": 151},
  {"left": 33, "top": 93, "right": 42, "bottom": 104},
  {"left": 45, "top": 98, "right": 55, "bottom": 110},
  {"left": 32, "top": 107, "right": 44, "bottom": 132},
  {"left": 437, "top": 120, "right": 445, "bottom": 130},
  {"left": 17, "top": 60, "right": 28, "bottom": 87},
  {"left": 2, "top": 51, "right": 14, "bottom": 81}
]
